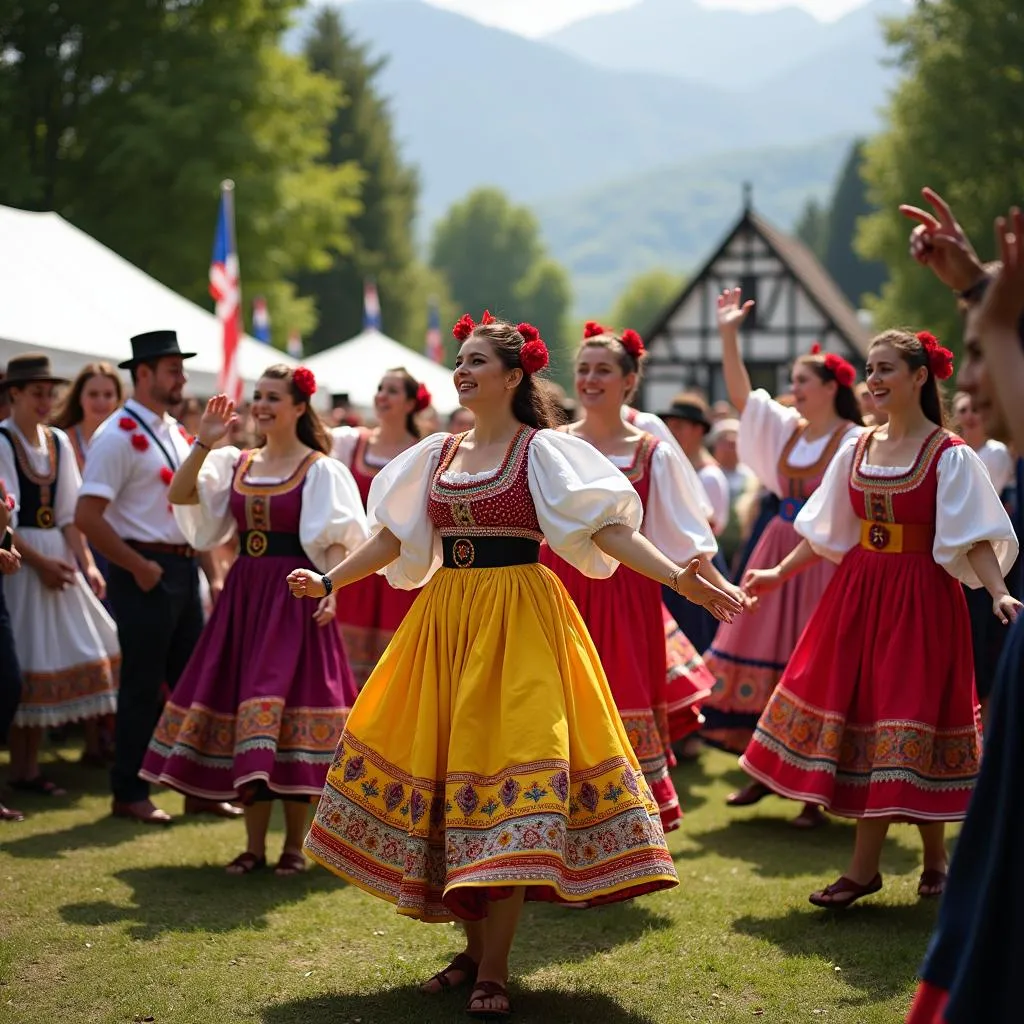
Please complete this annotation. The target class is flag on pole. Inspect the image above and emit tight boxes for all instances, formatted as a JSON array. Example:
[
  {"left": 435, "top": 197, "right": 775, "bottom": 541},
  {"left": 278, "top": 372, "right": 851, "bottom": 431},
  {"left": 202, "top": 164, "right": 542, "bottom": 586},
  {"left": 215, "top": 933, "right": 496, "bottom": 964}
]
[
  {"left": 425, "top": 297, "right": 444, "bottom": 363},
  {"left": 363, "top": 278, "right": 382, "bottom": 331},
  {"left": 286, "top": 329, "right": 303, "bottom": 359},
  {"left": 252, "top": 296, "right": 271, "bottom": 343},
  {"left": 209, "top": 181, "right": 243, "bottom": 402}
]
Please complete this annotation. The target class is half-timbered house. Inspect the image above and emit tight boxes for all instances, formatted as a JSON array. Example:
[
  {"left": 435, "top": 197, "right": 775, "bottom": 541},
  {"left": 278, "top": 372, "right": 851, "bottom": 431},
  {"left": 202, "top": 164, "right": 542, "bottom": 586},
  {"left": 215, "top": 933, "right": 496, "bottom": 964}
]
[{"left": 638, "top": 185, "right": 871, "bottom": 411}]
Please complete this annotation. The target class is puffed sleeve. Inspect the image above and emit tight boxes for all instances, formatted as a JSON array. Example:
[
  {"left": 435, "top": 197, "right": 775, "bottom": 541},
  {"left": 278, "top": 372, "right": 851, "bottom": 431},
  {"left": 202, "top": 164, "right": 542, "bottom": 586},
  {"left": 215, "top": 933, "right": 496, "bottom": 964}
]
[
  {"left": 78, "top": 422, "right": 133, "bottom": 504},
  {"left": 299, "top": 458, "right": 370, "bottom": 571},
  {"left": 935, "top": 444, "right": 1019, "bottom": 587},
  {"left": 0, "top": 431, "right": 19, "bottom": 529},
  {"left": 628, "top": 410, "right": 714, "bottom": 518},
  {"left": 53, "top": 429, "right": 82, "bottom": 528},
  {"left": 979, "top": 441, "right": 1014, "bottom": 497},
  {"left": 367, "top": 432, "right": 447, "bottom": 589},
  {"left": 171, "top": 446, "right": 241, "bottom": 550},
  {"left": 698, "top": 464, "right": 730, "bottom": 536},
  {"left": 331, "top": 425, "right": 360, "bottom": 467},
  {"left": 794, "top": 437, "right": 860, "bottom": 563},
  {"left": 738, "top": 389, "right": 801, "bottom": 494},
  {"left": 528, "top": 430, "right": 643, "bottom": 579},
  {"left": 644, "top": 443, "right": 718, "bottom": 562}
]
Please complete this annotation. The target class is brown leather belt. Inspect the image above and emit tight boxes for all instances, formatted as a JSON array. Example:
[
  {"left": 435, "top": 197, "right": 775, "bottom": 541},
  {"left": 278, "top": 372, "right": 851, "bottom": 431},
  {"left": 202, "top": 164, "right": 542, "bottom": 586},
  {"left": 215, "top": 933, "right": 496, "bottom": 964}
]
[
  {"left": 858, "top": 520, "right": 933, "bottom": 554},
  {"left": 127, "top": 540, "right": 196, "bottom": 559}
]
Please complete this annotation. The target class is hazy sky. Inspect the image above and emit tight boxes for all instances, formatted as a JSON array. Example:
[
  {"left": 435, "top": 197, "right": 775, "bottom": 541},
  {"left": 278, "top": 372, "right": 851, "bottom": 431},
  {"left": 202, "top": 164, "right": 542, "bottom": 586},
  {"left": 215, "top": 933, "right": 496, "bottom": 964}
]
[{"left": 420, "top": 0, "right": 874, "bottom": 36}]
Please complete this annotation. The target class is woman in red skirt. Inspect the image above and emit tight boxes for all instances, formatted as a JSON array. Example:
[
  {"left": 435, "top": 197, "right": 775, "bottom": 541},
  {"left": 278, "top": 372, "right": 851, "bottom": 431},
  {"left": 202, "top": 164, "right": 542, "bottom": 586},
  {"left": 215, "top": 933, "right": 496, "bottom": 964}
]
[
  {"left": 742, "top": 328, "right": 1019, "bottom": 908},
  {"left": 541, "top": 323, "right": 738, "bottom": 831},
  {"left": 332, "top": 369, "right": 430, "bottom": 687}
]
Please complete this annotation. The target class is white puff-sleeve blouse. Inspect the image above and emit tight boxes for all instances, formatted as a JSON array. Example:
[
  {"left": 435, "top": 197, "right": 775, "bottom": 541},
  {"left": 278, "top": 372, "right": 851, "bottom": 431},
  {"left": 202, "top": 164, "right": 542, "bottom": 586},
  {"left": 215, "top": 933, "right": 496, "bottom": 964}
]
[
  {"left": 172, "top": 447, "right": 369, "bottom": 570},
  {"left": 367, "top": 429, "right": 644, "bottom": 589},
  {"left": 795, "top": 436, "right": 1018, "bottom": 587}
]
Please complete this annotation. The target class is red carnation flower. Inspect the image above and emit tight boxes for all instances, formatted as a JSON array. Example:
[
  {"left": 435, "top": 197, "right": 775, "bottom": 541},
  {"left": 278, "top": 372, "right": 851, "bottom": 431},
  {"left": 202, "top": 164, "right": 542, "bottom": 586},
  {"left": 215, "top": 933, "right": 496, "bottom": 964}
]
[
  {"left": 159, "top": 467, "right": 174, "bottom": 486},
  {"left": 809, "top": 342, "right": 822, "bottom": 355},
  {"left": 620, "top": 329, "right": 645, "bottom": 359},
  {"left": 517, "top": 322, "right": 540, "bottom": 343},
  {"left": 453, "top": 314, "right": 476, "bottom": 341},
  {"left": 415, "top": 382, "right": 432, "bottom": 412},
  {"left": 119, "top": 416, "right": 138, "bottom": 431},
  {"left": 929, "top": 346, "right": 955, "bottom": 380},
  {"left": 131, "top": 433, "right": 149, "bottom": 452},
  {"left": 824, "top": 353, "right": 856, "bottom": 389},
  {"left": 481, "top": 310, "right": 496, "bottom": 325},
  {"left": 583, "top": 320, "right": 607, "bottom": 339},
  {"left": 520, "top": 339, "right": 549, "bottom": 375},
  {"left": 292, "top": 366, "right": 317, "bottom": 398},
  {"left": 916, "top": 331, "right": 939, "bottom": 350}
]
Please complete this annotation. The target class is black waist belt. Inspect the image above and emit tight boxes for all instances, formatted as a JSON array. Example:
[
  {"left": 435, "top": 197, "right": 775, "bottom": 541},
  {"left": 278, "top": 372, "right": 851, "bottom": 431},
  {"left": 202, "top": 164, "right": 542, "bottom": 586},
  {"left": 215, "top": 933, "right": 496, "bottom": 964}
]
[
  {"left": 239, "top": 530, "right": 307, "bottom": 559},
  {"left": 441, "top": 535, "right": 540, "bottom": 569}
]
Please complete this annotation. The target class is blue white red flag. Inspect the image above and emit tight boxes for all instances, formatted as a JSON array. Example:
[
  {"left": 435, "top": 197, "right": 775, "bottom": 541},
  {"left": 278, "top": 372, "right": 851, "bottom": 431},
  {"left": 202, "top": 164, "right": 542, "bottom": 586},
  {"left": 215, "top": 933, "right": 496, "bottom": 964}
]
[
  {"left": 363, "top": 278, "right": 382, "bottom": 331},
  {"left": 286, "top": 329, "right": 303, "bottom": 359},
  {"left": 252, "top": 296, "right": 271, "bottom": 343},
  {"left": 425, "top": 297, "right": 444, "bottom": 363},
  {"left": 209, "top": 184, "right": 243, "bottom": 402}
]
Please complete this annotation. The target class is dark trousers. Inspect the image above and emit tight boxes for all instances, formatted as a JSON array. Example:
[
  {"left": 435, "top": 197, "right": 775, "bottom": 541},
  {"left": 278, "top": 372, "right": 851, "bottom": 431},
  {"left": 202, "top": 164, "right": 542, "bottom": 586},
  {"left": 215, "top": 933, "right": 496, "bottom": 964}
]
[
  {"left": 0, "top": 580, "right": 21, "bottom": 744},
  {"left": 106, "top": 554, "right": 204, "bottom": 803}
]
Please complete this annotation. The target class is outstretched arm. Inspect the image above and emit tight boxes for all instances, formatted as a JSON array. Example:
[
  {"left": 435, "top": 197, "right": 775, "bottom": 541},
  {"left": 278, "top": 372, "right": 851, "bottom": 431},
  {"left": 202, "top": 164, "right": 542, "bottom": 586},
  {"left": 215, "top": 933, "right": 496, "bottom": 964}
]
[{"left": 287, "top": 528, "right": 402, "bottom": 599}]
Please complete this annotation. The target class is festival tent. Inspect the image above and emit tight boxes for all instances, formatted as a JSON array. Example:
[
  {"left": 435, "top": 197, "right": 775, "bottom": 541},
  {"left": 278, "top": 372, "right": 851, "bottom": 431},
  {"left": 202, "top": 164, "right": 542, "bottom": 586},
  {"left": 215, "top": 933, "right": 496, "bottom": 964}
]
[
  {"left": 304, "top": 327, "right": 459, "bottom": 414},
  {"left": 0, "top": 204, "right": 295, "bottom": 397}
]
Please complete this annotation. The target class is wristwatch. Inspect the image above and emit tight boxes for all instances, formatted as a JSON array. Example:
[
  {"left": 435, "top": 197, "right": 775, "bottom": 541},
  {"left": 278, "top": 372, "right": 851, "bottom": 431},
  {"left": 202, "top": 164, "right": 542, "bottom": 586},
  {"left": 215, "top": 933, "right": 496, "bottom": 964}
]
[{"left": 321, "top": 574, "right": 333, "bottom": 596}]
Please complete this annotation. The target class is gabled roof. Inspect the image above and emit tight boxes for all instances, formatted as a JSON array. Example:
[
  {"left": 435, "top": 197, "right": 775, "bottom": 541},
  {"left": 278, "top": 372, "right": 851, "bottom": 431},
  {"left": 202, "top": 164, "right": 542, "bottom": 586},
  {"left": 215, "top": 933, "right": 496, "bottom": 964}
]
[{"left": 644, "top": 201, "right": 871, "bottom": 357}]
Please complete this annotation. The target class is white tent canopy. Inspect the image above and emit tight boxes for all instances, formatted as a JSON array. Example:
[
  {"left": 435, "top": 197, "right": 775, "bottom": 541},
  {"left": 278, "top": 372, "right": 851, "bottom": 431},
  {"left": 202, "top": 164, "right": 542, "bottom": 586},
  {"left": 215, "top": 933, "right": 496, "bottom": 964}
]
[
  {"left": 0, "top": 204, "right": 295, "bottom": 397},
  {"left": 305, "top": 328, "right": 459, "bottom": 414}
]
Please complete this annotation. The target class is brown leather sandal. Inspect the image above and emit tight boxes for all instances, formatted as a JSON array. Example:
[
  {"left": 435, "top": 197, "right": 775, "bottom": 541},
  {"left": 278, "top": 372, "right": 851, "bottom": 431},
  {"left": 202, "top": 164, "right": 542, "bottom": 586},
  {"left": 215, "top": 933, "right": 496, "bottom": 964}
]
[
  {"left": 421, "top": 952, "right": 479, "bottom": 994},
  {"left": 466, "top": 980, "right": 511, "bottom": 1019},
  {"left": 809, "top": 873, "right": 882, "bottom": 909},
  {"left": 726, "top": 781, "right": 770, "bottom": 807},
  {"left": 225, "top": 852, "right": 266, "bottom": 875},
  {"left": 918, "top": 868, "right": 947, "bottom": 898},
  {"left": 274, "top": 850, "right": 306, "bottom": 876}
]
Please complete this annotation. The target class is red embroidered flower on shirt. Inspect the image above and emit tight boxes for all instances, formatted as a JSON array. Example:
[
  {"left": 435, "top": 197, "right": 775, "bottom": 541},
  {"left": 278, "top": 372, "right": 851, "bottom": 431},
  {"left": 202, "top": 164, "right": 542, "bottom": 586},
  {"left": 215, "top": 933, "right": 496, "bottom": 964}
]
[
  {"left": 119, "top": 416, "right": 138, "bottom": 431},
  {"left": 131, "top": 433, "right": 149, "bottom": 452},
  {"left": 159, "top": 467, "right": 174, "bottom": 485},
  {"left": 178, "top": 425, "right": 195, "bottom": 445}
]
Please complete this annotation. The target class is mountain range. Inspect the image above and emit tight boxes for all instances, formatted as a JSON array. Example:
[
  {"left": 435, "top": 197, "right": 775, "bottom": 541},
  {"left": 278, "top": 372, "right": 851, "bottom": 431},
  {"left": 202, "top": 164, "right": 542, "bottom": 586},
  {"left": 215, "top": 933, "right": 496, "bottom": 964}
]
[{"left": 289, "top": 0, "right": 906, "bottom": 311}]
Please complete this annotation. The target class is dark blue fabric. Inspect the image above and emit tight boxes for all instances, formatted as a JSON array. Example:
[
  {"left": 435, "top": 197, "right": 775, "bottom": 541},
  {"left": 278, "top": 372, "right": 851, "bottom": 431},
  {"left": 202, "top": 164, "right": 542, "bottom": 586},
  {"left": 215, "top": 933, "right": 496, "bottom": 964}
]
[
  {"left": 662, "top": 549, "right": 731, "bottom": 655},
  {"left": 0, "top": 579, "right": 21, "bottom": 743},
  {"left": 1009, "top": 457, "right": 1024, "bottom": 601},
  {"left": 918, "top": 613, "right": 1024, "bottom": 1023}
]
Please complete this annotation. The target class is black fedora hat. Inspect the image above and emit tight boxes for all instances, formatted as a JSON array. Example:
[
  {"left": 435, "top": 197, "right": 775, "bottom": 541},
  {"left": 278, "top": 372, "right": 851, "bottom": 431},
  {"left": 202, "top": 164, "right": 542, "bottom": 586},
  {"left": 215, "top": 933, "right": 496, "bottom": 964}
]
[
  {"left": 0, "top": 353, "right": 70, "bottom": 391},
  {"left": 656, "top": 398, "right": 712, "bottom": 433},
  {"left": 118, "top": 330, "right": 197, "bottom": 370}
]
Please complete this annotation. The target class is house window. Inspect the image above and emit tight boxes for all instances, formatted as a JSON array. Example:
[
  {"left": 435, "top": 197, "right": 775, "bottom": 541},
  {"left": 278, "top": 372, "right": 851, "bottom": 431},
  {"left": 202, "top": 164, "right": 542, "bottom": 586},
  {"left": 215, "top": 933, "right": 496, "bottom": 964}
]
[{"left": 739, "top": 275, "right": 758, "bottom": 328}]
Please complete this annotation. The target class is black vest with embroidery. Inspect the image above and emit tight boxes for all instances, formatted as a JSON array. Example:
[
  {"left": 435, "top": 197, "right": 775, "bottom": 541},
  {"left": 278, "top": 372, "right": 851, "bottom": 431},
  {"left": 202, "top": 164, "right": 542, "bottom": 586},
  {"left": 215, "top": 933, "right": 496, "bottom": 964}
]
[{"left": 0, "top": 426, "right": 61, "bottom": 529}]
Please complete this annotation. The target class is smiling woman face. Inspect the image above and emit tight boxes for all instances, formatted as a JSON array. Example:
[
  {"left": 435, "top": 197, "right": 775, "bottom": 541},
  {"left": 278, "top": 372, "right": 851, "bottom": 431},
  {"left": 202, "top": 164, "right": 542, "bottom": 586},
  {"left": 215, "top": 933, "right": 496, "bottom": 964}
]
[
  {"left": 251, "top": 375, "right": 306, "bottom": 438},
  {"left": 865, "top": 342, "right": 927, "bottom": 417},
  {"left": 574, "top": 344, "right": 634, "bottom": 411},
  {"left": 453, "top": 337, "right": 520, "bottom": 410}
]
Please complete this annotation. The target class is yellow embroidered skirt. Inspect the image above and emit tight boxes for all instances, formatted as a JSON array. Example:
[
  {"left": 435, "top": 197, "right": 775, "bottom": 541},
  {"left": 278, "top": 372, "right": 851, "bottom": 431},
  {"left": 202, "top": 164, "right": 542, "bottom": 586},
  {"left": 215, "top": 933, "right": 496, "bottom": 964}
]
[{"left": 304, "top": 562, "right": 679, "bottom": 922}]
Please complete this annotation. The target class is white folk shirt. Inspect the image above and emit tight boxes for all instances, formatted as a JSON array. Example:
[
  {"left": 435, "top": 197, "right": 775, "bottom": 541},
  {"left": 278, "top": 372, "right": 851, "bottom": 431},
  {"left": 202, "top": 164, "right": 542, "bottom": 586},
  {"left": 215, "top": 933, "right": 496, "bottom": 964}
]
[{"left": 78, "top": 399, "right": 193, "bottom": 544}]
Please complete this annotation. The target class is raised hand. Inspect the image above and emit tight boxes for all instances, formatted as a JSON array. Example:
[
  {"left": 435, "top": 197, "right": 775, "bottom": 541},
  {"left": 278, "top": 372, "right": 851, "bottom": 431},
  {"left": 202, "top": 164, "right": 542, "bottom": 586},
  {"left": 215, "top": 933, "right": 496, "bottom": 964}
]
[
  {"left": 673, "top": 559, "right": 743, "bottom": 623},
  {"left": 717, "top": 288, "right": 755, "bottom": 334},
  {"left": 976, "top": 207, "right": 1024, "bottom": 338},
  {"left": 899, "top": 187, "right": 984, "bottom": 292},
  {"left": 197, "top": 394, "right": 238, "bottom": 449},
  {"left": 287, "top": 567, "right": 326, "bottom": 600}
]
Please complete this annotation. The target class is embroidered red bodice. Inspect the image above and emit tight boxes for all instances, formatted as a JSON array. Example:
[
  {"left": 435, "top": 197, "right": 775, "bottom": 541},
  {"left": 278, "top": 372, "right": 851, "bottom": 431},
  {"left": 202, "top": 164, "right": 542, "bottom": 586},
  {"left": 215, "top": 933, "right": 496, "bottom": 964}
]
[{"left": 427, "top": 426, "right": 542, "bottom": 540}]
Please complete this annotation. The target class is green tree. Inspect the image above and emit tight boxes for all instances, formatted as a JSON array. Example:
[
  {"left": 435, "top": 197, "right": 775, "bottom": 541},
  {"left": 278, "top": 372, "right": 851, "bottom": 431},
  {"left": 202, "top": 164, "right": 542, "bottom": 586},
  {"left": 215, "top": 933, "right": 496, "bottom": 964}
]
[
  {"left": 430, "top": 188, "right": 573, "bottom": 373},
  {"left": 794, "top": 198, "right": 829, "bottom": 260},
  {"left": 0, "top": 0, "right": 361, "bottom": 346},
  {"left": 296, "top": 7, "right": 420, "bottom": 353},
  {"left": 608, "top": 268, "right": 685, "bottom": 338},
  {"left": 823, "top": 140, "right": 887, "bottom": 309},
  {"left": 857, "top": 0, "right": 1024, "bottom": 349}
]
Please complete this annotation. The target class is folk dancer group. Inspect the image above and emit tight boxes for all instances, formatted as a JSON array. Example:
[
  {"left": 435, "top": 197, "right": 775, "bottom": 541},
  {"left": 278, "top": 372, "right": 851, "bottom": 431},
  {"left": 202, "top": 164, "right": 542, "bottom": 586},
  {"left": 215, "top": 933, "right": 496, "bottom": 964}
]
[{"left": 2, "top": 187, "right": 1023, "bottom": 1022}]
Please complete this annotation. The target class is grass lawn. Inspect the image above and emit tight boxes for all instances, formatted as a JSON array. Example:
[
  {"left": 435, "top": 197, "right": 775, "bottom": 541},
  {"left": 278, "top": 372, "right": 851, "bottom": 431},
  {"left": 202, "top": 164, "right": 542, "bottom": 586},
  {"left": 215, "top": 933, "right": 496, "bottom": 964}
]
[{"left": 0, "top": 746, "right": 942, "bottom": 1024}]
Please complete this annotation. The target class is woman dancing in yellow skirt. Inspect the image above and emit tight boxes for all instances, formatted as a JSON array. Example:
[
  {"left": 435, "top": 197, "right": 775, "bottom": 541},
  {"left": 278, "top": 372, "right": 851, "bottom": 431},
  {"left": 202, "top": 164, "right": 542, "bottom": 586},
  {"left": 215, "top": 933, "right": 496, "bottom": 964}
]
[{"left": 288, "top": 313, "right": 742, "bottom": 1019}]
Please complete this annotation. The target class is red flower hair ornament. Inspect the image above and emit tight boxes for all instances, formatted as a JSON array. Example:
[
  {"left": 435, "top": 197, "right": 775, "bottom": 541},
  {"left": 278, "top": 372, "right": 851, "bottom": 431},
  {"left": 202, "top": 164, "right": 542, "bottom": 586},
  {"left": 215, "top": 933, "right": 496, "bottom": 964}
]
[
  {"left": 917, "top": 331, "right": 955, "bottom": 380},
  {"left": 809, "top": 342, "right": 855, "bottom": 388},
  {"left": 517, "top": 322, "right": 549, "bottom": 374},
  {"left": 292, "top": 367, "right": 317, "bottom": 398},
  {"left": 620, "top": 329, "right": 645, "bottom": 360},
  {"left": 414, "top": 382, "right": 432, "bottom": 412},
  {"left": 452, "top": 310, "right": 498, "bottom": 341},
  {"left": 583, "top": 320, "right": 607, "bottom": 339}
]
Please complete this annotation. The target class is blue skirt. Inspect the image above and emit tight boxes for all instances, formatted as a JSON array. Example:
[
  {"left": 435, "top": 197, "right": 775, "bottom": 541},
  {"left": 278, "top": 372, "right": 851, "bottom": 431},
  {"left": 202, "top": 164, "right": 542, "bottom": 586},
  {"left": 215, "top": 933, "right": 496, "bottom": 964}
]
[{"left": 916, "top": 613, "right": 1024, "bottom": 1022}]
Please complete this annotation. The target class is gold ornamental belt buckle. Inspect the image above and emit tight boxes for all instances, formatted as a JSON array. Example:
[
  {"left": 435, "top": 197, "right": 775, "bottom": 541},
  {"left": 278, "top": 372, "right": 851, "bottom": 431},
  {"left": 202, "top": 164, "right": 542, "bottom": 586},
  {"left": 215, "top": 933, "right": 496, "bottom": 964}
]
[
  {"left": 36, "top": 505, "right": 55, "bottom": 529},
  {"left": 451, "top": 537, "right": 476, "bottom": 568},
  {"left": 861, "top": 519, "right": 900, "bottom": 552},
  {"left": 245, "top": 530, "right": 268, "bottom": 557}
]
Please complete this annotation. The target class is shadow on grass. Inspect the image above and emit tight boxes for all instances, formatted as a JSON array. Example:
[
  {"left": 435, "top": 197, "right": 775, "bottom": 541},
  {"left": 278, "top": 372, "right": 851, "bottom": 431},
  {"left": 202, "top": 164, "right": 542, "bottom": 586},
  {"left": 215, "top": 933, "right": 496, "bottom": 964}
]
[
  {"left": 0, "top": 814, "right": 157, "bottom": 859},
  {"left": 668, "top": 754, "right": 713, "bottom": 815},
  {"left": 733, "top": 902, "right": 935, "bottom": 1004},
  {"left": 59, "top": 863, "right": 334, "bottom": 939},
  {"left": 675, "top": 816, "right": 922, "bottom": 878},
  {"left": 262, "top": 986, "right": 657, "bottom": 1024}
]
